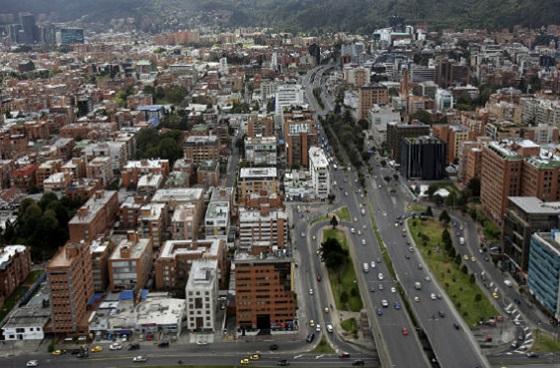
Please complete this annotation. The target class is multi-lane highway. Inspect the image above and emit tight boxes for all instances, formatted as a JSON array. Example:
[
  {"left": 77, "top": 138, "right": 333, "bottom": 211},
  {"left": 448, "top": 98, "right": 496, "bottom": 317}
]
[{"left": 303, "top": 64, "right": 490, "bottom": 367}]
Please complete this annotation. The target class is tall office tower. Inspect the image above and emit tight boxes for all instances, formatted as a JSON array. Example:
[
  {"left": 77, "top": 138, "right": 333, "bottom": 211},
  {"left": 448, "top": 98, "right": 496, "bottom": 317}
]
[{"left": 19, "top": 13, "right": 38, "bottom": 44}]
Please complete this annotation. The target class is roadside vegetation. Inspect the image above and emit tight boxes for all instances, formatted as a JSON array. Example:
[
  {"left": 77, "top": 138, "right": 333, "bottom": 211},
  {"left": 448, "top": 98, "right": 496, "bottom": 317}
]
[
  {"left": 321, "top": 228, "right": 363, "bottom": 312},
  {"left": 532, "top": 329, "right": 560, "bottom": 352},
  {"left": 408, "top": 218, "right": 498, "bottom": 326},
  {"left": 340, "top": 317, "right": 359, "bottom": 338},
  {"left": 313, "top": 336, "right": 335, "bottom": 353},
  {"left": 334, "top": 206, "right": 351, "bottom": 221},
  {"left": 0, "top": 270, "right": 43, "bottom": 322}
]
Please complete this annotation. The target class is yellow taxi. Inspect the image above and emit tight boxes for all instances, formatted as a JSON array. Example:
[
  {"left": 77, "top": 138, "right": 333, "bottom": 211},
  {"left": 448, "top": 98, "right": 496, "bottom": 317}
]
[
  {"left": 90, "top": 345, "right": 103, "bottom": 353},
  {"left": 492, "top": 292, "right": 499, "bottom": 299},
  {"left": 51, "top": 349, "right": 63, "bottom": 356},
  {"left": 240, "top": 357, "right": 250, "bottom": 365}
]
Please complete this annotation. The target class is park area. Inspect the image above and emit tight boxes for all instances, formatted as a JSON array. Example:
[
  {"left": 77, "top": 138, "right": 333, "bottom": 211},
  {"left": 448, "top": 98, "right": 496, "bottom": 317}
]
[
  {"left": 322, "top": 228, "right": 363, "bottom": 312},
  {"left": 408, "top": 218, "right": 497, "bottom": 326}
]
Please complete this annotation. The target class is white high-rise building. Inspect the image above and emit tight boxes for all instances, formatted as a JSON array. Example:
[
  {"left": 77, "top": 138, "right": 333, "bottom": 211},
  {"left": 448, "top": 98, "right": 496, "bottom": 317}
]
[
  {"left": 185, "top": 260, "right": 218, "bottom": 332},
  {"left": 309, "top": 146, "right": 330, "bottom": 200},
  {"left": 271, "top": 52, "right": 278, "bottom": 70},
  {"left": 219, "top": 57, "right": 228, "bottom": 75},
  {"left": 275, "top": 84, "right": 304, "bottom": 115}
]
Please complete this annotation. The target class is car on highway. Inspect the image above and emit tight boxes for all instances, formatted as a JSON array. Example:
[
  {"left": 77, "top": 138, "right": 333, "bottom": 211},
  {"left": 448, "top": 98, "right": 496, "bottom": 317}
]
[
  {"left": 110, "top": 342, "right": 123, "bottom": 350},
  {"left": 381, "top": 299, "right": 389, "bottom": 307},
  {"left": 269, "top": 344, "right": 279, "bottom": 351},
  {"left": 300, "top": 232, "right": 305, "bottom": 238},
  {"left": 339, "top": 352, "right": 351, "bottom": 359},
  {"left": 306, "top": 332, "right": 315, "bottom": 343},
  {"left": 240, "top": 358, "right": 250, "bottom": 365},
  {"left": 430, "top": 293, "right": 437, "bottom": 300},
  {"left": 324, "top": 306, "right": 329, "bottom": 313},
  {"left": 26, "top": 361, "right": 39, "bottom": 367},
  {"left": 316, "top": 324, "right": 321, "bottom": 332},
  {"left": 352, "top": 360, "right": 365, "bottom": 366},
  {"left": 378, "top": 284, "right": 384, "bottom": 291},
  {"left": 438, "top": 311, "right": 446, "bottom": 318},
  {"left": 350, "top": 228, "right": 355, "bottom": 234},
  {"left": 402, "top": 327, "right": 409, "bottom": 336},
  {"left": 453, "top": 323, "right": 461, "bottom": 330},
  {"left": 51, "top": 350, "right": 64, "bottom": 356},
  {"left": 377, "top": 272, "right": 384, "bottom": 280},
  {"left": 526, "top": 352, "right": 539, "bottom": 358},
  {"left": 504, "top": 279, "right": 513, "bottom": 287},
  {"left": 370, "top": 261, "right": 376, "bottom": 268},
  {"left": 344, "top": 191, "right": 349, "bottom": 196},
  {"left": 317, "top": 274, "right": 321, "bottom": 282},
  {"left": 309, "top": 319, "right": 315, "bottom": 327},
  {"left": 312, "top": 235, "right": 316, "bottom": 240},
  {"left": 394, "top": 302, "right": 401, "bottom": 310},
  {"left": 424, "top": 276, "right": 431, "bottom": 282},
  {"left": 361, "top": 239, "right": 366, "bottom": 245},
  {"left": 250, "top": 353, "right": 261, "bottom": 360},
  {"left": 414, "top": 296, "right": 421, "bottom": 302},
  {"left": 357, "top": 230, "right": 362, "bottom": 235},
  {"left": 326, "top": 323, "right": 334, "bottom": 333},
  {"left": 128, "top": 343, "right": 140, "bottom": 350},
  {"left": 157, "top": 340, "right": 169, "bottom": 348},
  {"left": 309, "top": 288, "right": 314, "bottom": 295},
  {"left": 90, "top": 345, "right": 103, "bottom": 353},
  {"left": 408, "top": 247, "right": 414, "bottom": 253},
  {"left": 376, "top": 308, "right": 383, "bottom": 316},
  {"left": 133, "top": 356, "right": 148, "bottom": 363},
  {"left": 463, "top": 254, "right": 469, "bottom": 261},
  {"left": 417, "top": 263, "right": 423, "bottom": 269},
  {"left": 277, "top": 359, "right": 290, "bottom": 366},
  {"left": 390, "top": 286, "right": 396, "bottom": 293}
]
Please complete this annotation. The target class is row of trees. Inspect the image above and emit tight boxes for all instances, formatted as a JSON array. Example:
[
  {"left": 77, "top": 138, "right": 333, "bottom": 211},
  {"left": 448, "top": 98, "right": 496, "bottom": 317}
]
[
  {"left": 1, "top": 193, "right": 86, "bottom": 261},
  {"left": 143, "top": 85, "right": 188, "bottom": 105}
]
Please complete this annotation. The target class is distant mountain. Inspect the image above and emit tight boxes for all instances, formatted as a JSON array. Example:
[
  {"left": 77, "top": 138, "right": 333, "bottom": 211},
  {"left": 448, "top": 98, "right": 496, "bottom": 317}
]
[{"left": 3, "top": 0, "right": 560, "bottom": 31}]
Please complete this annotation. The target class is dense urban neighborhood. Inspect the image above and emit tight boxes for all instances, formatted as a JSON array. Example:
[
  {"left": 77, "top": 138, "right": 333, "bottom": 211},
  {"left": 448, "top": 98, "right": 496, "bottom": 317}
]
[{"left": 1, "top": 4, "right": 560, "bottom": 368}]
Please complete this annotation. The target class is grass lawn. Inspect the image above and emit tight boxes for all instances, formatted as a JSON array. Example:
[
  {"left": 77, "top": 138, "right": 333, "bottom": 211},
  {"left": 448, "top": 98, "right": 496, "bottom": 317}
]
[
  {"left": 24, "top": 270, "right": 43, "bottom": 285},
  {"left": 408, "top": 218, "right": 498, "bottom": 327},
  {"left": 340, "top": 317, "right": 359, "bottom": 338},
  {"left": 407, "top": 203, "right": 427, "bottom": 213},
  {"left": 323, "top": 228, "right": 363, "bottom": 312},
  {"left": 532, "top": 330, "right": 560, "bottom": 352},
  {"left": 313, "top": 336, "right": 335, "bottom": 353},
  {"left": 335, "top": 206, "right": 351, "bottom": 221}
]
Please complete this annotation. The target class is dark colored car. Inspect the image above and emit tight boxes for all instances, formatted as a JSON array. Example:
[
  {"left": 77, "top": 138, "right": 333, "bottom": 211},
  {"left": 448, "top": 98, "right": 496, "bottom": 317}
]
[
  {"left": 339, "top": 352, "right": 350, "bottom": 358},
  {"left": 453, "top": 323, "right": 460, "bottom": 330},
  {"left": 277, "top": 359, "right": 290, "bottom": 366},
  {"left": 269, "top": 344, "right": 279, "bottom": 351},
  {"left": 306, "top": 332, "right": 315, "bottom": 343},
  {"left": 128, "top": 343, "right": 140, "bottom": 350},
  {"left": 352, "top": 360, "right": 365, "bottom": 366},
  {"left": 158, "top": 340, "right": 170, "bottom": 348}
]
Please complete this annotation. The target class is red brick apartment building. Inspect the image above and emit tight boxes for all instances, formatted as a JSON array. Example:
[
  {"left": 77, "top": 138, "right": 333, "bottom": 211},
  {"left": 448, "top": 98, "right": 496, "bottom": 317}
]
[
  {"left": 0, "top": 245, "right": 31, "bottom": 308},
  {"left": 68, "top": 190, "right": 118, "bottom": 243},
  {"left": 47, "top": 241, "right": 93, "bottom": 334}
]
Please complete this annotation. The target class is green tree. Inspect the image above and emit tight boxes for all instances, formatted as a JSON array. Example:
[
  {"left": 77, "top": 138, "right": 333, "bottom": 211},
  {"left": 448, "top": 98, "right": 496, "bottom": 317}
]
[
  {"left": 340, "top": 290, "right": 349, "bottom": 304},
  {"left": 320, "top": 237, "right": 348, "bottom": 271},
  {"left": 439, "top": 210, "right": 451, "bottom": 224},
  {"left": 330, "top": 215, "right": 339, "bottom": 229},
  {"left": 466, "top": 177, "right": 481, "bottom": 197},
  {"left": 425, "top": 206, "right": 433, "bottom": 217},
  {"left": 474, "top": 293, "right": 482, "bottom": 303}
]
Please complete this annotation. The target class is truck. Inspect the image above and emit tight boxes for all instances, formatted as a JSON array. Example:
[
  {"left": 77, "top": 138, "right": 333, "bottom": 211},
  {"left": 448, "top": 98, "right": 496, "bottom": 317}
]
[
  {"left": 362, "top": 263, "right": 369, "bottom": 273},
  {"left": 414, "top": 282, "right": 422, "bottom": 290}
]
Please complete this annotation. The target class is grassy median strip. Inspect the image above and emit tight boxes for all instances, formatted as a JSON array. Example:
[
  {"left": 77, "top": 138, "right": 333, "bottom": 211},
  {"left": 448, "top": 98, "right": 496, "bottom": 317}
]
[
  {"left": 341, "top": 317, "right": 359, "bottom": 338},
  {"left": 532, "top": 329, "right": 560, "bottom": 352},
  {"left": 313, "top": 336, "right": 335, "bottom": 353},
  {"left": 335, "top": 206, "right": 351, "bottom": 221},
  {"left": 408, "top": 218, "right": 497, "bottom": 327},
  {"left": 323, "top": 228, "right": 363, "bottom": 312}
]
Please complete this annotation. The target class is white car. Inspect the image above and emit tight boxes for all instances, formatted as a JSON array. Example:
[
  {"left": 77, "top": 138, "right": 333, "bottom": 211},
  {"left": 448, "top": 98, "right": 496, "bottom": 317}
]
[
  {"left": 300, "top": 232, "right": 305, "bottom": 238},
  {"left": 370, "top": 261, "right": 376, "bottom": 268},
  {"left": 26, "top": 361, "right": 39, "bottom": 367},
  {"left": 357, "top": 230, "right": 362, "bottom": 235},
  {"left": 377, "top": 273, "right": 384, "bottom": 281},
  {"left": 316, "top": 324, "right": 321, "bottom": 332},
  {"left": 326, "top": 323, "right": 334, "bottom": 333},
  {"left": 110, "top": 342, "right": 123, "bottom": 350},
  {"left": 353, "top": 217, "right": 358, "bottom": 222},
  {"left": 430, "top": 293, "right": 437, "bottom": 300},
  {"left": 414, "top": 296, "right": 421, "bottom": 302},
  {"left": 133, "top": 356, "right": 148, "bottom": 363},
  {"left": 381, "top": 299, "right": 389, "bottom": 307},
  {"left": 309, "top": 288, "right": 314, "bottom": 295},
  {"left": 361, "top": 239, "right": 366, "bottom": 245},
  {"left": 350, "top": 228, "right": 356, "bottom": 234},
  {"left": 390, "top": 287, "right": 396, "bottom": 293}
]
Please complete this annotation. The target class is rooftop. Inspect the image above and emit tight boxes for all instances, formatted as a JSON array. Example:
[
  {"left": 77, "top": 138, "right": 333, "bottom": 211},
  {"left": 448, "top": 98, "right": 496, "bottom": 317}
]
[
  {"left": 509, "top": 197, "right": 560, "bottom": 214},
  {"left": 110, "top": 236, "right": 151, "bottom": 261},
  {"left": 240, "top": 167, "right": 277, "bottom": 179},
  {"left": 185, "top": 135, "right": 218, "bottom": 145},
  {"left": 0, "top": 245, "right": 27, "bottom": 270},
  {"left": 309, "top": 146, "right": 329, "bottom": 168},
  {"left": 205, "top": 201, "right": 229, "bottom": 220},
  {"left": 159, "top": 239, "right": 221, "bottom": 260},
  {"left": 48, "top": 241, "right": 88, "bottom": 268},
  {"left": 69, "top": 190, "right": 117, "bottom": 225},
  {"left": 186, "top": 259, "right": 217, "bottom": 289},
  {"left": 152, "top": 188, "right": 204, "bottom": 204}
]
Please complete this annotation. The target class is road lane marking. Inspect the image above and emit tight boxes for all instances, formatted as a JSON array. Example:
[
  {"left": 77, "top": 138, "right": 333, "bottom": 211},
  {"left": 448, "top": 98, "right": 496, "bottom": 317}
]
[{"left": 294, "top": 354, "right": 303, "bottom": 359}]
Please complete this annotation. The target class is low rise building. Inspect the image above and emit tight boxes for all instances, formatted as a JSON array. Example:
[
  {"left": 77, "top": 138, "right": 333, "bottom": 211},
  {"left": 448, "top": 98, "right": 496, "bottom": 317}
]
[
  {"left": 238, "top": 207, "right": 288, "bottom": 249},
  {"left": 171, "top": 203, "right": 201, "bottom": 240},
  {"left": 68, "top": 190, "right": 119, "bottom": 243},
  {"left": 244, "top": 135, "right": 277, "bottom": 166},
  {"left": 108, "top": 232, "right": 153, "bottom": 292},
  {"left": 138, "top": 203, "right": 167, "bottom": 250},
  {"left": 0, "top": 245, "right": 31, "bottom": 309},
  {"left": 238, "top": 167, "right": 279, "bottom": 200},
  {"left": 184, "top": 135, "right": 220, "bottom": 164},
  {"left": 309, "top": 146, "right": 330, "bottom": 200}
]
